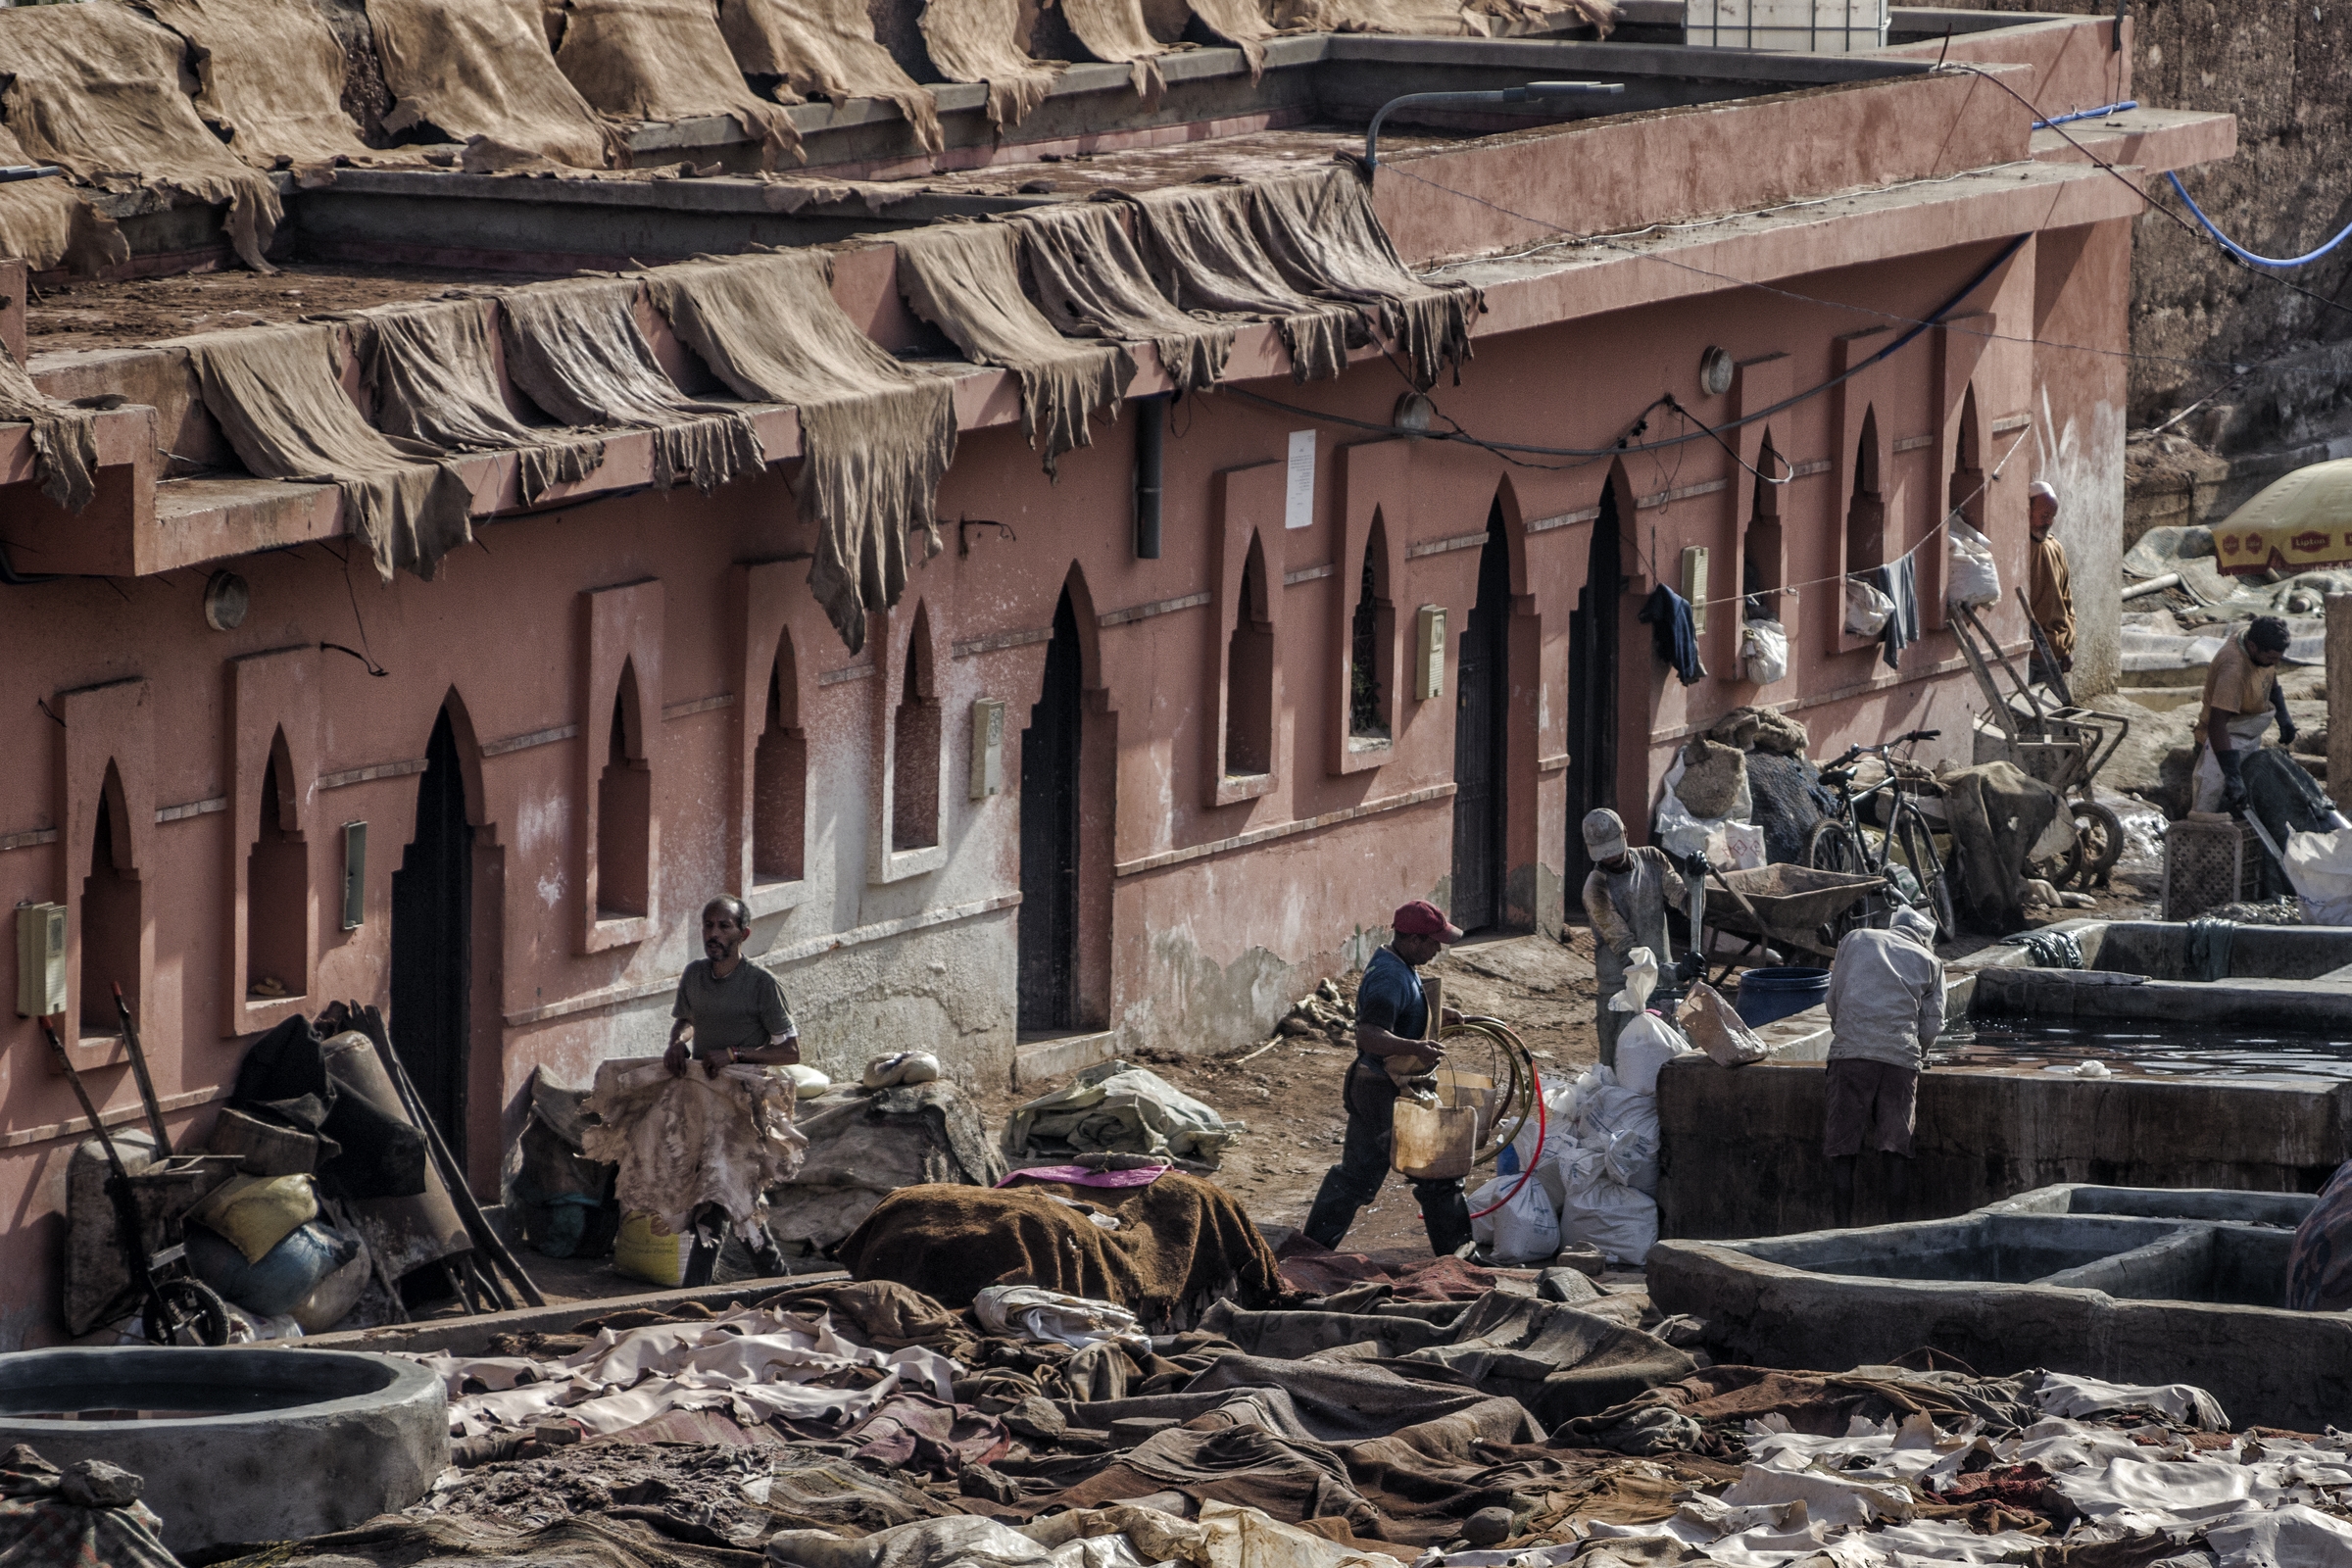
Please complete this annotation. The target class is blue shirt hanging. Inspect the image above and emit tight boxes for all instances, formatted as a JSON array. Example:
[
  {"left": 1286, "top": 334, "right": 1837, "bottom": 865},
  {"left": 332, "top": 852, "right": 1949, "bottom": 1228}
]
[{"left": 1640, "top": 584, "right": 1706, "bottom": 686}]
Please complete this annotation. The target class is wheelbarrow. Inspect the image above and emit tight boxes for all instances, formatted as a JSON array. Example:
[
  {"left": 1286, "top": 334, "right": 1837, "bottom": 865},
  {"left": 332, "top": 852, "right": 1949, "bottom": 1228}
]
[
  {"left": 1702, "top": 862, "right": 1886, "bottom": 977},
  {"left": 1949, "top": 595, "right": 2131, "bottom": 889},
  {"left": 46, "top": 1021, "right": 238, "bottom": 1344}
]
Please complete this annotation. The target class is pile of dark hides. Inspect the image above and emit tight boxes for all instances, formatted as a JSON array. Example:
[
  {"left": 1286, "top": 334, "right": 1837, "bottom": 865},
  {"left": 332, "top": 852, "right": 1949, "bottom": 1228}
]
[
  {"left": 768, "top": 1084, "right": 1006, "bottom": 1253},
  {"left": 835, "top": 1172, "right": 1281, "bottom": 1333}
]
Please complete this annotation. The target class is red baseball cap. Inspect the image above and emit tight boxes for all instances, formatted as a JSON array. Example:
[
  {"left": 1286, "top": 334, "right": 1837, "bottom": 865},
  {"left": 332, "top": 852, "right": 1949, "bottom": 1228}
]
[{"left": 1393, "top": 900, "right": 1465, "bottom": 942}]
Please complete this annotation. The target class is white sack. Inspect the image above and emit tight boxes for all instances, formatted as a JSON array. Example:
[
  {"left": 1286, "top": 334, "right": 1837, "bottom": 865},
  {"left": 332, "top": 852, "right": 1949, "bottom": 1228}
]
[
  {"left": 1740, "top": 616, "right": 1788, "bottom": 684},
  {"left": 1946, "top": 517, "right": 2001, "bottom": 609}
]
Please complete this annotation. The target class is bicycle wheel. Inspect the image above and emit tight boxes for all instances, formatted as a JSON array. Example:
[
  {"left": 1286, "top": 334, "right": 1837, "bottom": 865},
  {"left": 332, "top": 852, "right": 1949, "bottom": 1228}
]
[
  {"left": 145, "top": 1276, "right": 232, "bottom": 1347},
  {"left": 2073, "top": 800, "right": 2125, "bottom": 887},
  {"left": 1890, "top": 801, "right": 1957, "bottom": 941},
  {"left": 1806, "top": 819, "right": 1866, "bottom": 875}
]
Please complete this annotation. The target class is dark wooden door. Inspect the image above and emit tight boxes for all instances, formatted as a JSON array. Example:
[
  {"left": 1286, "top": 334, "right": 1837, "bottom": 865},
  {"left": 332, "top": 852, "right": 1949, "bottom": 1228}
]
[
  {"left": 1566, "top": 487, "right": 1623, "bottom": 906},
  {"left": 1019, "top": 594, "right": 1083, "bottom": 1031},
  {"left": 391, "top": 707, "right": 472, "bottom": 1158},
  {"left": 1451, "top": 509, "right": 1510, "bottom": 931}
]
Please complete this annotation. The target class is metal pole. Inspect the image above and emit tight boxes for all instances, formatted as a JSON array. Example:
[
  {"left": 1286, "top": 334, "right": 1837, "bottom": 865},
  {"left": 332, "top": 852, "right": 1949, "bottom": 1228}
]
[{"left": 1364, "top": 82, "right": 1625, "bottom": 172}]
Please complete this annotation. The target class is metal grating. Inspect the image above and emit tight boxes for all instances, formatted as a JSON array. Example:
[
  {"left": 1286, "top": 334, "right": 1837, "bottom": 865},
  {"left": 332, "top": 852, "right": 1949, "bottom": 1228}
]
[{"left": 2162, "top": 816, "right": 2263, "bottom": 921}]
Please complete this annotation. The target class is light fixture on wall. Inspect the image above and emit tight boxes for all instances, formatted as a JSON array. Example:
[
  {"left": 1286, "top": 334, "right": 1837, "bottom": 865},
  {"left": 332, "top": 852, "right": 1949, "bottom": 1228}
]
[
  {"left": 203, "top": 570, "right": 249, "bottom": 631},
  {"left": 1393, "top": 392, "right": 1436, "bottom": 436},
  {"left": 1698, "top": 346, "right": 1735, "bottom": 398}
]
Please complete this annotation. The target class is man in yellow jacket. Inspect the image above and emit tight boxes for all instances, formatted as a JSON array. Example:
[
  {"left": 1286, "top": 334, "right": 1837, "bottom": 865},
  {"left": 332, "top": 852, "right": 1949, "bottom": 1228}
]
[{"left": 2027, "top": 479, "right": 2075, "bottom": 681}]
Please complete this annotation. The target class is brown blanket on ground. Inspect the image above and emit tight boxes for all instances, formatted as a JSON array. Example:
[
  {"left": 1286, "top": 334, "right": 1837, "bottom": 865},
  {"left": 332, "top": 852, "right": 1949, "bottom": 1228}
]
[
  {"left": 137, "top": 0, "right": 372, "bottom": 169},
  {"left": 1014, "top": 201, "right": 1233, "bottom": 394},
  {"left": 717, "top": 0, "right": 942, "bottom": 155},
  {"left": 1250, "top": 168, "right": 1481, "bottom": 390},
  {"left": 0, "top": 0, "right": 280, "bottom": 270},
  {"left": 498, "top": 275, "right": 766, "bottom": 497},
  {"left": 176, "top": 322, "right": 476, "bottom": 580},
  {"left": 894, "top": 221, "right": 1133, "bottom": 479},
  {"left": 1122, "top": 182, "right": 1365, "bottom": 383},
  {"left": 368, "top": 0, "right": 613, "bottom": 168},
  {"left": 647, "top": 249, "right": 956, "bottom": 654},
  {"left": 358, "top": 299, "right": 607, "bottom": 503},
  {"left": 916, "top": 0, "right": 1061, "bottom": 131},
  {"left": 556, "top": 0, "right": 801, "bottom": 169},
  {"left": 1556, "top": 1364, "right": 2043, "bottom": 1459},
  {"left": 837, "top": 1172, "right": 1283, "bottom": 1332}
]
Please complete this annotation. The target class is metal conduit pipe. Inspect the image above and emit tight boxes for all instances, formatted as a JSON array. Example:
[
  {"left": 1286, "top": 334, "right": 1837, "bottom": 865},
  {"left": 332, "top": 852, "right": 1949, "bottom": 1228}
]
[
  {"left": 1364, "top": 81, "right": 1623, "bottom": 172},
  {"left": 1135, "top": 392, "right": 1165, "bottom": 559}
]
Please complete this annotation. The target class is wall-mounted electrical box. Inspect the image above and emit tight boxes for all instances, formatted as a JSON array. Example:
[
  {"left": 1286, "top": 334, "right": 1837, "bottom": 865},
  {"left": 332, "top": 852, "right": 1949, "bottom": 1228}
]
[
  {"left": 16, "top": 902, "right": 65, "bottom": 1018},
  {"left": 1415, "top": 606, "right": 1447, "bottom": 700},
  {"left": 341, "top": 821, "right": 368, "bottom": 931},
  {"left": 1682, "top": 546, "right": 1710, "bottom": 636},
  {"left": 969, "top": 699, "right": 1005, "bottom": 800}
]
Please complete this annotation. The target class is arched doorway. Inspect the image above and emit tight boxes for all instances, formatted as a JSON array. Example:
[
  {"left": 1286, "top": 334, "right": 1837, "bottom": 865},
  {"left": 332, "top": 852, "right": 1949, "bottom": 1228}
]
[
  {"left": 1019, "top": 591, "right": 1084, "bottom": 1031},
  {"left": 1451, "top": 503, "right": 1511, "bottom": 932},
  {"left": 391, "top": 707, "right": 472, "bottom": 1156},
  {"left": 1566, "top": 480, "right": 1624, "bottom": 900}
]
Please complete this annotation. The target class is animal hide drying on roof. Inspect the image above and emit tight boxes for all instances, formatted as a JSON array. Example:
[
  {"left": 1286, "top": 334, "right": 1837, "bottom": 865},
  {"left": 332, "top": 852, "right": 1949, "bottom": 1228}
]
[
  {"left": 555, "top": 0, "right": 803, "bottom": 169},
  {"left": 136, "top": 0, "right": 373, "bottom": 169},
  {"left": 1250, "top": 168, "right": 1480, "bottom": 389},
  {"left": 1013, "top": 201, "right": 1233, "bottom": 393},
  {"left": 1057, "top": 0, "right": 1171, "bottom": 101},
  {"left": 0, "top": 338, "right": 99, "bottom": 514},
  {"left": 176, "top": 322, "right": 477, "bottom": 580},
  {"left": 916, "top": 0, "right": 1061, "bottom": 132},
  {"left": 1121, "top": 181, "right": 1364, "bottom": 383},
  {"left": 895, "top": 221, "right": 1134, "bottom": 480},
  {"left": 0, "top": 122, "right": 124, "bottom": 279},
  {"left": 717, "top": 0, "right": 943, "bottom": 157},
  {"left": 0, "top": 0, "right": 281, "bottom": 270},
  {"left": 1185, "top": 0, "right": 1281, "bottom": 78},
  {"left": 357, "top": 299, "right": 608, "bottom": 504},
  {"left": 1269, "top": 0, "right": 1614, "bottom": 35},
  {"left": 366, "top": 0, "right": 613, "bottom": 168},
  {"left": 646, "top": 249, "right": 956, "bottom": 655},
  {"left": 497, "top": 274, "right": 767, "bottom": 497}
]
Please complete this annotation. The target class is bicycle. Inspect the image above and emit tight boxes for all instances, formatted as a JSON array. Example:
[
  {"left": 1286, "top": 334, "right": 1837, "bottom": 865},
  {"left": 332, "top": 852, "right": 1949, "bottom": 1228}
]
[{"left": 1806, "top": 729, "right": 1958, "bottom": 942}]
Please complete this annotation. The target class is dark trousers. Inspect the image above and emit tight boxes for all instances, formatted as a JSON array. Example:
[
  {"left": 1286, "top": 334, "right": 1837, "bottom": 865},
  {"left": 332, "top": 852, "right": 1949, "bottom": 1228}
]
[
  {"left": 681, "top": 1202, "right": 784, "bottom": 1287},
  {"left": 1302, "top": 1063, "right": 1473, "bottom": 1256}
]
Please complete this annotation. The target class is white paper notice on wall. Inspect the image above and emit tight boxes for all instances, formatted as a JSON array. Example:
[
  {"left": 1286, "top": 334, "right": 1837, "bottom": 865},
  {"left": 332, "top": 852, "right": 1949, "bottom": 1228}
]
[{"left": 1285, "top": 430, "right": 1315, "bottom": 528}]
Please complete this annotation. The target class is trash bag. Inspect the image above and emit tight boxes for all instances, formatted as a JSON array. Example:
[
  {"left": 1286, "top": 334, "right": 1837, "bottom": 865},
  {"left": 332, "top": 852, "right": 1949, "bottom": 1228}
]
[
  {"left": 1559, "top": 1148, "right": 1659, "bottom": 1264},
  {"left": 1469, "top": 1171, "right": 1560, "bottom": 1264},
  {"left": 1608, "top": 949, "right": 1660, "bottom": 1015},
  {"left": 1676, "top": 982, "right": 1770, "bottom": 1066},
  {"left": 1844, "top": 576, "right": 1894, "bottom": 638},
  {"left": 185, "top": 1172, "right": 318, "bottom": 1264},
  {"left": 1740, "top": 617, "right": 1788, "bottom": 684},
  {"left": 1946, "top": 518, "right": 2000, "bottom": 609},
  {"left": 1574, "top": 1086, "right": 1661, "bottom": 1195},
  {"left": 186, "top": 1218, "right": 358, "bottom": 1317},
  {"left": 1612, "top": 1014, "right": 1692, "bottom": 1097}
]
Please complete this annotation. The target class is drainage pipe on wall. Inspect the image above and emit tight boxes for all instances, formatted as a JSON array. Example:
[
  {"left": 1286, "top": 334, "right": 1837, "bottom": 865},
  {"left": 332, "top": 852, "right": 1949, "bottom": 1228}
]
[{"left": 1135, "top": 393, "right": 1165, "bottom": 560}]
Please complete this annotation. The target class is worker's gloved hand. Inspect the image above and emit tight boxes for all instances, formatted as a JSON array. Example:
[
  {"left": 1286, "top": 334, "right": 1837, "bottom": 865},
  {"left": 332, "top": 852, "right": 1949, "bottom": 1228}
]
[
  {"left": 1690, "top": 850, "right": 1712, "bottom": 877},
  {"left": 2279, "top": 715, "right": 2300, "bottom": 748},
  {"left": 2217, "top": 746, "right": 2249, "bottom": 812},
  {"left": 1675, "top": 951, "right": 1704, "bottom": 984}
]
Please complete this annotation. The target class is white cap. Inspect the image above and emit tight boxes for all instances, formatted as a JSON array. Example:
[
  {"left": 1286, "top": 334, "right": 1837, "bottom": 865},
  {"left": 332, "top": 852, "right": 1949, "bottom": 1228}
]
[
  {"left": 1582, "top": 808, "right": 1628, "bottom": 860},
  {"left": 2028, "top": 479, "right": 2059, "bottom": 504},
  {"left": 1891, "top": 906, "right": 1938, "bottom": 947}
]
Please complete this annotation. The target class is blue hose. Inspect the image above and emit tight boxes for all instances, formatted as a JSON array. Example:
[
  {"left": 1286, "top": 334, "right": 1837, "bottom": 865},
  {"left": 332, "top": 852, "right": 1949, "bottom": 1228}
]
[
  {"left": 2166, "top": 171, "right": 2352, "bottom": 270},
  {"left": 2033, "top": 100, "right": 2135, "bottom": 128}
]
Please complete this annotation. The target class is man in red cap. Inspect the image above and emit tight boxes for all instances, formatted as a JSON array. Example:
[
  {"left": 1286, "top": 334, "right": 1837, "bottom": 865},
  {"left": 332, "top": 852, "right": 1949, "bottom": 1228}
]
[{"left": 1302, "top": 900, "right": 1473, "bottom": 1256}]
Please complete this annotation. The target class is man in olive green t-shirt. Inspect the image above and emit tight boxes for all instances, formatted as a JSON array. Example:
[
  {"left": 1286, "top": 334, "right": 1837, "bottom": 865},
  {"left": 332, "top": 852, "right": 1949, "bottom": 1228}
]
[{"left": 663, "top": 896, "right": 801, "bottom": 1284}]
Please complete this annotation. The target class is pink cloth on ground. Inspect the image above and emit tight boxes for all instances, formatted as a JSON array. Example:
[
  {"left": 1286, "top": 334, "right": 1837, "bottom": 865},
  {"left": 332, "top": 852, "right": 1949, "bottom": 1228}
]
[{"left": 996, "top": 1164, "right": 1166, "bottom": 1189}]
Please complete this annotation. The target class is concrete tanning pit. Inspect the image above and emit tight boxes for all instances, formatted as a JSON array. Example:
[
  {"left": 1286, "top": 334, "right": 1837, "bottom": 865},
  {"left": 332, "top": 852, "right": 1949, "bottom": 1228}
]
[
  {"left": 1649, "top": 1184, "right": 2352, "bottom": 1432},
  {"left": 1656, "top": 919, "right": 2352, "bottom": 1239},
  {"left": 0, "top": 1347, "right": 449, "bottom": 1553}
]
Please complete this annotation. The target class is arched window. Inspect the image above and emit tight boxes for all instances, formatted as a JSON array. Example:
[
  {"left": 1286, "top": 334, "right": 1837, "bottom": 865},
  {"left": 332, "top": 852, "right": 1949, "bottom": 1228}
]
[
  {"left": 1225, "top": 534, "right": 1274, "bottom": 776},
  {"left": 893, "top": 608, "right": 941, "bottom": 851},
  {"left": 753, "top": 635, "right": 806, "bottom": 886},
  {"left": 1348, "top": 515, "right": 1393, "bottom": 742},
  {"left": 1846, "top": 407, "right": 1885, "bottom": 574},
  {"left": 1745, "top": 432, "right": 1784, "bottom": 622},
  {"left": 246, "top": 734, "right": 308, "bottom": 1001},
  {"left": 1949, "top": 386, "right": 1985, "bottom": 534},
  {"left": 80, "top": 763, "right": 139, "bottom": 1037},
  {"left": 597, "top": 662, "right": 651, "bottom": 919}
]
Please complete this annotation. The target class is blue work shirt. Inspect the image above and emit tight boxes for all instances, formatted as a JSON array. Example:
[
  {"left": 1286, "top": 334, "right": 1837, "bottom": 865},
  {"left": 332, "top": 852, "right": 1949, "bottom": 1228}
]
[{"left": 1355, "top": 946, "right": 1429, "bottom": 1050}]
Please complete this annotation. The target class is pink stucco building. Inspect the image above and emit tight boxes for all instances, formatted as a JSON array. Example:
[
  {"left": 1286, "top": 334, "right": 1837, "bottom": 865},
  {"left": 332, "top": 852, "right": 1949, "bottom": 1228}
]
[{"left": 0, "top": 2, "right": 2227, "bottom": 1342}]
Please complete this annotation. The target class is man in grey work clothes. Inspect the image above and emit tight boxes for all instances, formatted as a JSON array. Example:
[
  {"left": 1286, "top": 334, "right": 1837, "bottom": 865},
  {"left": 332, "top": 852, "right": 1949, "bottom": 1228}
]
[
  {"left": 1581, "top": 809, "right": 1703, "bottom": 1067},
  {"left": 1824, "top": 905, "right": 1943, "bottom": 1228},
  {"left": 663, "top": 895, "right": 802, "bottom": 1284}
]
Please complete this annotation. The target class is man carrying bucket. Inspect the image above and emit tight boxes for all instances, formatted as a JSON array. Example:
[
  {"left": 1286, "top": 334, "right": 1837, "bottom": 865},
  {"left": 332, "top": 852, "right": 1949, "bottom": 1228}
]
[{"left": 1302, "top": 901, "right": 1473, "bottom": 1256}]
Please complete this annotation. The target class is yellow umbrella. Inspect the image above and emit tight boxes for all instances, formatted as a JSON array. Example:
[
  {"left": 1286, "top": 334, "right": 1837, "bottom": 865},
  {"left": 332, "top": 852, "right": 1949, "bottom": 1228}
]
[{"left": 2213, "top": 458, "right": 2352, "bottom": 575}]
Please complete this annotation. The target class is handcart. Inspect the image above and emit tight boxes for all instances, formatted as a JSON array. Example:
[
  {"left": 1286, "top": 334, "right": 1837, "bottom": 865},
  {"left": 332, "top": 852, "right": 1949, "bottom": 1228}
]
[{"left": 1702, "top": 862, "right": 1886, "bottom": 979}]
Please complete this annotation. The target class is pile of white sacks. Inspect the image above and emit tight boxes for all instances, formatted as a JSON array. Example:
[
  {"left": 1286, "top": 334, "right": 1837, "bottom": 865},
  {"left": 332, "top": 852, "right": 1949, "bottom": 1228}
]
[{"left": 1469, "top": 948, "right": 1729, "bottom": 1269}]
